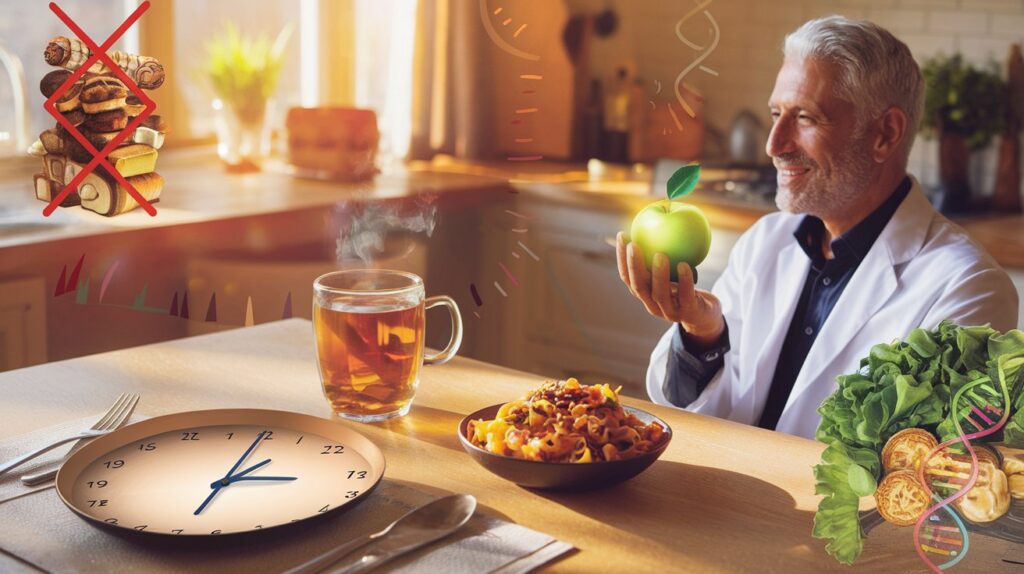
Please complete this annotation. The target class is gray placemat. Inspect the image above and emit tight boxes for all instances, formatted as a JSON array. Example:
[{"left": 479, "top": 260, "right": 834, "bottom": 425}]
[
  {"left": 0, "top": 414, "right": 147, "bottom": 504},
  {"left": 0, "top": 419, "right": 572, "bottom": 574}
]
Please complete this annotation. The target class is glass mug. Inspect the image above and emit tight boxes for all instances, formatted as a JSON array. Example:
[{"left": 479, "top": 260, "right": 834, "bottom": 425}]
[{"left": 313, "top": 269, "right": 463, "bottom": 422}]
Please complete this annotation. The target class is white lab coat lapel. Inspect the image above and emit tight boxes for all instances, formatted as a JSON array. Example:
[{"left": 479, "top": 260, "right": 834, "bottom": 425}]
[
  {"left": 733, "top": 238, "right": 809, "bottom": 424},
  {"left": 776, "top": 178, "right": 933, "bottom": 434}
]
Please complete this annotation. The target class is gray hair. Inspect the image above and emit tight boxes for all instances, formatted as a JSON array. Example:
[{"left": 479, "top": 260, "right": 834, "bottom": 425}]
[{"left": 784, "top": 16, "right": 924, "bottom": 166}]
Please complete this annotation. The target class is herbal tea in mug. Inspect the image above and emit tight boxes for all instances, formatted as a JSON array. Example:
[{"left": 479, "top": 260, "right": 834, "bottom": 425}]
[{"left": 313, "top": 270, "right": 462, "bottom": 422}]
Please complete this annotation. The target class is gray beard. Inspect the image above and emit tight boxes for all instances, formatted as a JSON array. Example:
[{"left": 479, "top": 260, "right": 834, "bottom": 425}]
[{"left": 774, "top": 137, "right": 875, "bottom": 220}]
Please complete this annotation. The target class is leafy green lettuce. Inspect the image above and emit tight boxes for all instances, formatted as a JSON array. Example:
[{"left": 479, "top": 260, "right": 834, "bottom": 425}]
[{"left": 812, "top": 321, "right": 1024, "bottom": 565}]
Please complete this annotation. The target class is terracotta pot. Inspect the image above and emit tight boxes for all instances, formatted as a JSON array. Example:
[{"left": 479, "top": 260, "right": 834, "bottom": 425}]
[{"left": 935, "top": 130, "right": 972, "bottom": 214}]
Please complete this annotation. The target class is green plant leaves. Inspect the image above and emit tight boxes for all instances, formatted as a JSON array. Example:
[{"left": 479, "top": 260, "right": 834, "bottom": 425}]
[
  {"left": 847, "top": 464, "right": 876, "bottom": 497},
  {"left": 921, "top": 54, "right": 1006, "bottom": 151},
  {"left": 667, "top": 164, "right": 700, "bottom": 200},
  {"left": 813, "top": 320, "right": 1024, "bottom": 565},
  {"left": 205, "top": 22, "right": 293, "bottom": 118}
]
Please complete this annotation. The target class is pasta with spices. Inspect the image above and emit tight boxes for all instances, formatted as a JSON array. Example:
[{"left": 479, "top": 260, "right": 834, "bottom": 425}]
[{"left": 466, "top": 378, "right": 667, "bottom": 463}]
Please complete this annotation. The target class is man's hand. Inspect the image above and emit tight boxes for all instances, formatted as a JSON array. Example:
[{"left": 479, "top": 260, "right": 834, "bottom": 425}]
[{"left": 616, "top": 232, "right": 725, "bottom": 350}]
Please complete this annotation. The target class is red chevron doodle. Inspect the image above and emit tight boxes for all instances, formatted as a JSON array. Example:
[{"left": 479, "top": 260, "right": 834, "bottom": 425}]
[{"left": 42, "top": 1, "right": 157, "bottom": 216}]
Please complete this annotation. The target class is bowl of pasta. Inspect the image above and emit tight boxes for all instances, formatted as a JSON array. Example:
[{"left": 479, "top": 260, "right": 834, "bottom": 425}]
[{"left": 458, "top": 378, "right": 672, "bottom": 489}]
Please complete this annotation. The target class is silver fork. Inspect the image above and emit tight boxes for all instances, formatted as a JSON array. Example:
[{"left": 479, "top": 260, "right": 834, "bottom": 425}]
[
  {"left": 0, "top": 393, "right": 140, "bottom": 477},
  {"left": 22, "top": 394, "right": 140, "bottom": 486}
]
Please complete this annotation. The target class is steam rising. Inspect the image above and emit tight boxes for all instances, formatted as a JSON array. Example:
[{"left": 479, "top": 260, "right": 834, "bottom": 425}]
[{"left": 335, "top": 195, "right": 438, "bottom": 267}]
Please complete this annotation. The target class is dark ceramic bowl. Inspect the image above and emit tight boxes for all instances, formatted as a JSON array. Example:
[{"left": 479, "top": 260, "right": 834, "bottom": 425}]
[{"left": 458, "top": 403, "right": 672, "bottom": 490}]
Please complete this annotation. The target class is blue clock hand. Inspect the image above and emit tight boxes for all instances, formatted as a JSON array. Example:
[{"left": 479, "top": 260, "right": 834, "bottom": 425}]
[
  {"left": 231, "top": 458, "right": 272, "bottom": 479},
  {"left": 228, "top": 475, "right": 297, "bottom": 483},
  {"left": 194, "top": 484, "right": 222, "bottom": 515},
  {"left": 222, "top": 430, "right": 268, "bottom": 480},
  {"left": 195, "top": 431, "right": 268, "bottom": 515}
]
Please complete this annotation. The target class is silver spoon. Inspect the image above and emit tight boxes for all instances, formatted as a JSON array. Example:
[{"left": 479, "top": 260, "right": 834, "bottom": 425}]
[{"left": 284, "top": 493, "right": 477, "bottom": 574}]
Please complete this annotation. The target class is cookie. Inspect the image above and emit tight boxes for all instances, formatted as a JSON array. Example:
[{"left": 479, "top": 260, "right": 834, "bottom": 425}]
[
  {"left": 40, "top": 69, "right": 72, "bottom": 98},
  {"left": 55, "top": 80, "right": 83, "bottom": 112},
  {"left": 61, "top": 108, "right": 86, "bottom": 127},
  {"left": 124, "top": 95, "right": 145, "bottom": 117},
  {"left": 84, "top": 108, "right": 128, "bottom": 132},
  {"left": 80, "top": 76, "right": 128, "bottom": 113}
]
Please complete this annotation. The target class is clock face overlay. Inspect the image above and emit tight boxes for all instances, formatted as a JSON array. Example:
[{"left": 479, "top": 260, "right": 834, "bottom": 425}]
[{"left": 56, "top": 410, "right": 385, "bottom": 536}]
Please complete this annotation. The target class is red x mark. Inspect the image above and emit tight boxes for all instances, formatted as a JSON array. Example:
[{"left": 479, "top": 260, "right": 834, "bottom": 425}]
[{"left": 42, "top": 1, "right": 157, "bottom": 216}]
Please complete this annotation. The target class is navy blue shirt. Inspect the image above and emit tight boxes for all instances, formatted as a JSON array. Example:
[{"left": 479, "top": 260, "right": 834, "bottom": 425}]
[{"left": 756, "top": 176, "right": 912, "bottom": 430}]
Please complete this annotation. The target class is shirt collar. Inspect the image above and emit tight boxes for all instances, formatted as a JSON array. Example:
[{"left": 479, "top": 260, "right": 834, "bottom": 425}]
[{"left": 792, "top": 176, "right": 912, "bottom": 265}]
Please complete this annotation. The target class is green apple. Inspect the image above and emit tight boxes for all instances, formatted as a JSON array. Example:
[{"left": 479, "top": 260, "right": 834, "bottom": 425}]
[{"left": 630, "top": 200, "right": 711, "bottom": 282}]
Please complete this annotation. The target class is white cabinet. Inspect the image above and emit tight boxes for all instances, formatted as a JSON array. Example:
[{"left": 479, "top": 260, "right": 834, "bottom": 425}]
[{"left": 494, "top": 198, "right": 740, "bottom": 397}]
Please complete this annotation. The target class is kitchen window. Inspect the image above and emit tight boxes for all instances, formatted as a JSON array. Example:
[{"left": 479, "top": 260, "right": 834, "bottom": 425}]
[
  {"left": 0, "top": 0, "right": 136, "bottom": 157},
  {"left": 1, "top": 0, "right": 416, "bottom": 159}
]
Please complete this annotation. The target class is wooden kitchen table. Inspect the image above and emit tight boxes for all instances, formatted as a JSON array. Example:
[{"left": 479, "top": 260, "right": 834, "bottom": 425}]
[{"left": 0, "top": 319, "right": 972, "bottom": 572}]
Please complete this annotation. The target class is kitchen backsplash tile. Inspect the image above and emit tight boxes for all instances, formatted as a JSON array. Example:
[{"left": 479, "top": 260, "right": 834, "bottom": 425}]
[
  {"left": 573, "top": 0, "right": 1024, "bottom": 195},
  {"left": 927, "top": 10, "right": 989, "bottom": 34}
]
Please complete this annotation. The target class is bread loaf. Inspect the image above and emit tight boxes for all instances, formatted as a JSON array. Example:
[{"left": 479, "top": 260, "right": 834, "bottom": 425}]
[
  {"left": 79, "top": 171, "right": 162, "bottom": 216},
  {"left": 107, "top": 144, "right": 157, "bottom": 176},
  {"left": 33, "top": 173, "right": 80, "bottom": 206}
]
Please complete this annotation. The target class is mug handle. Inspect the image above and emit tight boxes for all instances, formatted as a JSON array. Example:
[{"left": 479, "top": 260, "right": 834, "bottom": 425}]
[{"left": 423, "top": 295, "right": 463, "bottom": 365}]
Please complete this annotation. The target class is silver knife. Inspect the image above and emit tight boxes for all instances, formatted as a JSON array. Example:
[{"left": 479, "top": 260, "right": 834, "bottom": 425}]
[{"left": 286, "top": 494, "right": 476, "bottom": 574}]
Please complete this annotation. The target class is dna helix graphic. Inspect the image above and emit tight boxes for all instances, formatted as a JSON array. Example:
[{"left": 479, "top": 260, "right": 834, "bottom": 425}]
[
  {"left": 913, "top": 377, "right": 1010, "bottom": 573},
  {"left": 665, "top": 0, "right": 719, "bottom": 133}
]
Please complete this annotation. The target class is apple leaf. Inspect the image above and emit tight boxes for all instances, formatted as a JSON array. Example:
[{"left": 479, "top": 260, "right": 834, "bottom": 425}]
[{"left": 667, "top": 164, "right": 701, "bottom": 200}]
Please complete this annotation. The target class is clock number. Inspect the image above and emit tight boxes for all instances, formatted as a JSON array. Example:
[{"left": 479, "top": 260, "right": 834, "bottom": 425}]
[
  {"left": 319, "top": 505, "right": 330, "bottom": 513},
  {"left": 261, "top": 430, "right": 274, "bottom": 441},
  {"left": 171, "top": 529, "right": 184, "bottom": 535},
  {"left": 296, "top": 435, "right": 303, "bottom": 445},
  {"left": 134, "top": 525, "right": 147, "bottom": 531},
  {"left": 211, "top": 529, "right": 222, "bottom": 535},
  {"left": 254, "top": 525, "right": 263, "bottom": 529},
  {"left": 86, "top": 480, "right": 108, "bottom": 488},
  {"left": 138, "top": 442, "right": 156, "bottom": 451},
  {"left": 346, "top": 470, "right": 367, "bottom": 480},
  {"left": 103, "top": 459, "right": 124, "bottom": 469},
  {"left": 180, "top": 432, "right": 200, "bottom": 441},
  {"left": 226, "top": 432, "right": 234, "bottom": 440},
  {"left": 104, "top": 518, "right": 118, "bottom": 525},
  {"left": 345, "top": 491, "right": 360, "bottom": 499},
  {"left": 87, "top": 499, "right": 109, "bottom": 507},
  {"left": 321, "top": 445, "right": 345, "bottom": 454}
]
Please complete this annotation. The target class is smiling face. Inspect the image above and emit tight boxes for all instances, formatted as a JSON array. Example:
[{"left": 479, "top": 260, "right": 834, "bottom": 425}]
[{"left": 766, "top": 57, "right": 876, "bottom": 219}]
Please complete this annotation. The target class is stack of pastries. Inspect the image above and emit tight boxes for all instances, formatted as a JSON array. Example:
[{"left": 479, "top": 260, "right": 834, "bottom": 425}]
[{"left": 29, "top": 36, "right": 167, "bottom": 216}]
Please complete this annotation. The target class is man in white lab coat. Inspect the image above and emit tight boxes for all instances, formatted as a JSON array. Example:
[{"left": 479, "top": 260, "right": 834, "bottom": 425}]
[{"left": 616, "top": 16, "right": 1019, "bottom": 439}]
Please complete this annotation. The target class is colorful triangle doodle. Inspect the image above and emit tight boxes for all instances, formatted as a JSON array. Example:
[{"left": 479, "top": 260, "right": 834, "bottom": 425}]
[
  {"left": 67, "top": 254, "right": 85, "bottom": 292},
  {"left": 133, "top": 283, "right": 149, "bottom": 309},
  {"left": 169, "top": 292, "right": 179, "bottom": 316},
  {"left": 205, "top": 293, "right": 217, "bottom": 322},
  {"left": 54, "top": 265, "right": 67, "bottom": 297},
  {"left": 180, "top": 292, "right": 190, "bottom": 319},
  {"left": 281, "top": 292, "right": 293, "bottom": 320},
  {"left": 75, "top": 278, "right": 90, "bottom": 305},
  {"left": 244, "top": 296, "right": 254, "bottom": 327},
  {"left": 98, "top": 261, "right": 121, "bottom": 304}
]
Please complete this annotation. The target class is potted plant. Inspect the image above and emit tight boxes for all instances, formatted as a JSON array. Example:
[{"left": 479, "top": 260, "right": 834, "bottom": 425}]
[
  {"left": 205, "top": 23, "right": 292, "bottom": 172},
  {"left": 921, "top": 54, "right": 1005, "bottom": 213}
]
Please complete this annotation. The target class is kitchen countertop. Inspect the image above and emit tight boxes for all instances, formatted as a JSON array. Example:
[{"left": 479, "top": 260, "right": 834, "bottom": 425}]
[
  {"left": 0, "top": 149, "right": 510, "bottom": 250},
  {"left": 0, "top": 318, "right": 982, "bottom": 573},
  {"left": 2, "top": 150, "right": 1022, "bottom": 269}
]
